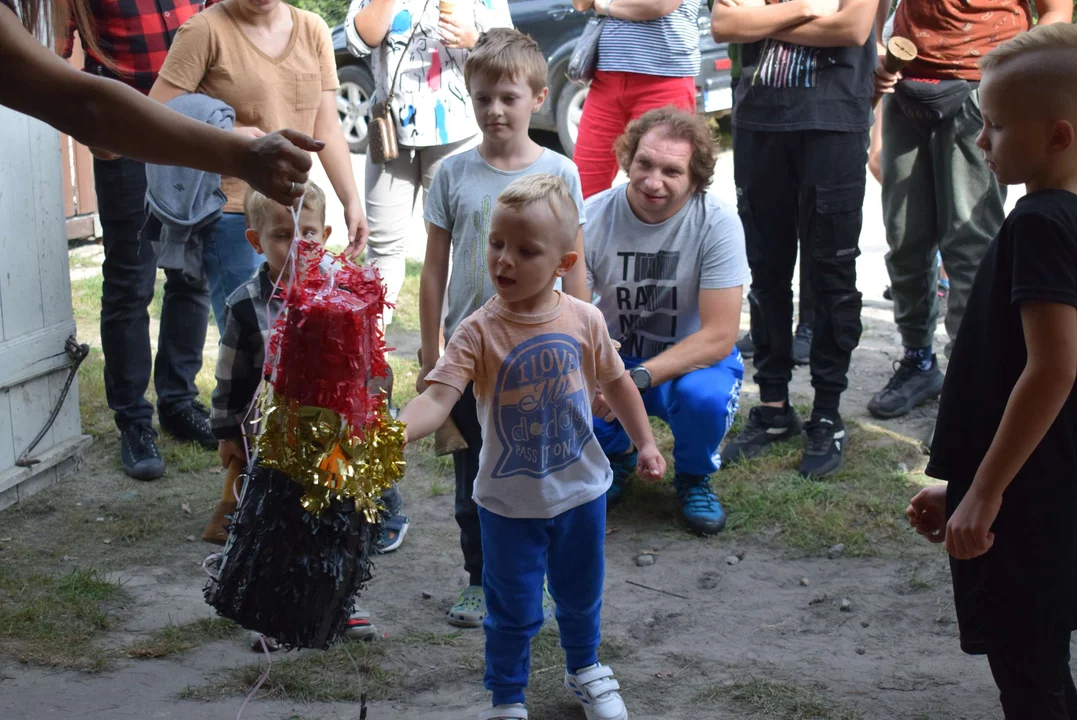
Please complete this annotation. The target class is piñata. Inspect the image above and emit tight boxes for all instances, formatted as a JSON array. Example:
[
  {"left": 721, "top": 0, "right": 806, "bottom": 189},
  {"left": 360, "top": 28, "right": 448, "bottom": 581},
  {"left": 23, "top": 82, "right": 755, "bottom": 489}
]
[{"left": 205, "top": 238, "right": 405, "bottom": 650}]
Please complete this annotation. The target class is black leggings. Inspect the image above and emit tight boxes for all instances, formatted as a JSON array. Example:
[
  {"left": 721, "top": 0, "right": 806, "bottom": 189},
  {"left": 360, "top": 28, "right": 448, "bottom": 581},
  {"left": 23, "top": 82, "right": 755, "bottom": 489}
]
[{"left": 988, "top": 634, "right": 1077, "bottom": 719}]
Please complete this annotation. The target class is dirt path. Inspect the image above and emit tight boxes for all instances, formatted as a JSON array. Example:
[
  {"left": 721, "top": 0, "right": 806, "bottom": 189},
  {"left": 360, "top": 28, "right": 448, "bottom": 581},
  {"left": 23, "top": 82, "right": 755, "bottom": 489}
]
[{"left": 0, "top": 146, "right": 1030, "bottom": 720}]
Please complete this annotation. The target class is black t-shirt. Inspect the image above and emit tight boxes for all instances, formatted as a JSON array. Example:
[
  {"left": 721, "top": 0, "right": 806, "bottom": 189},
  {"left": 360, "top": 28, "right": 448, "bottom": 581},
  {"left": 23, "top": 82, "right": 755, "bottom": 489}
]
[
  {"left": 733, "top": 28, "right": 875, "bottom": 133},
  {"left": 928, "top": 190, "right": 1077, "bottom": 653}
]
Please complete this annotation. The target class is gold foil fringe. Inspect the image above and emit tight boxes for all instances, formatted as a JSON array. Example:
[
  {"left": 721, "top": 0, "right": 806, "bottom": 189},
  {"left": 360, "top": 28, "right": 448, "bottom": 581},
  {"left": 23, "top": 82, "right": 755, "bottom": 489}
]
[{"left": 256, "top": 392, "right": 406, "bottom": 520}]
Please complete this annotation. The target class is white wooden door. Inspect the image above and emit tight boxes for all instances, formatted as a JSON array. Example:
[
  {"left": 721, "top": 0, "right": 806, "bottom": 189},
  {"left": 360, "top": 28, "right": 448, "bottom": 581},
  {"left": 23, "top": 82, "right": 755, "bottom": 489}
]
[{"left": 0, "top": 107, "right": 92, "bottom": 510}]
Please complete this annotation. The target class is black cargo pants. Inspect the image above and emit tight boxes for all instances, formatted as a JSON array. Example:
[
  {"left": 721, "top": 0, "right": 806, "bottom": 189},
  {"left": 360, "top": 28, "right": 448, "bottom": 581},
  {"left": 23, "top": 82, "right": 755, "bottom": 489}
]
[{"left": 733, "top": 128, "right": 867, "bottom": 413}]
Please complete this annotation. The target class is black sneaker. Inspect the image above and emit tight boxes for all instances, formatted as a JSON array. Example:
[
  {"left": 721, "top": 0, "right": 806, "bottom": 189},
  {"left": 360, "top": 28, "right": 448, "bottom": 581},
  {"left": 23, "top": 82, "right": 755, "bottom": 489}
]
[
  {"left": 119, "top": 423, "right": 165, "bottom": 480},
  {"left": 722, "top": 405, "right": 803, "bottom": 466},
  {"left": 735, "top": 333, "right": 754, "bottom": 359},
  {"left": 883, "top": 286, "right": 893, "bottom": 301},
  {"left": 799, "top": 414, "right": 846, "bottom": 478},
  {"left": 867, "top": 356, "right": 944, "bottom": 419},
  {"left": 160, "top": 401, "right": 216, "bottom": 450},
  {"left": 792, "top": 323, "right": 812, "bottom": 366}
]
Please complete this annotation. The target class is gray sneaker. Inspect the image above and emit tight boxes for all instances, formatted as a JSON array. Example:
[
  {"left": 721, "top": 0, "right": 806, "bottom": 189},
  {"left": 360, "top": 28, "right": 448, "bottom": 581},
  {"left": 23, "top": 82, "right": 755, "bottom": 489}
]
[
  {"left": 792, "top": 323, "right": 812, "bottom": 366},
  {"left": 343, "top": 607, "right": 378, "bottom": 641},
  {"left": 868, "top": 356, "right": 944, "bottom": 419}
]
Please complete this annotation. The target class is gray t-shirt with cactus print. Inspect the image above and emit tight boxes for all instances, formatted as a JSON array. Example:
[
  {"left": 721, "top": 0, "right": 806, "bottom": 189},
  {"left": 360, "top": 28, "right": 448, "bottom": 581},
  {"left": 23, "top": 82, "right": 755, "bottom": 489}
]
[{"left": 424, "top": 147, "right": 586, "bottom": 340}]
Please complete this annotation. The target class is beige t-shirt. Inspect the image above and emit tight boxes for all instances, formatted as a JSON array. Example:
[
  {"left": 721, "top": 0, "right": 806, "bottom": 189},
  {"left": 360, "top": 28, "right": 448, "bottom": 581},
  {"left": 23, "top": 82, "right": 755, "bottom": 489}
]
[
  {"left": 158, "top": 2, "right": 339, "bottom": 212},
  {"left": 425, "top": 293, "right": 626, "bottom": 520}
]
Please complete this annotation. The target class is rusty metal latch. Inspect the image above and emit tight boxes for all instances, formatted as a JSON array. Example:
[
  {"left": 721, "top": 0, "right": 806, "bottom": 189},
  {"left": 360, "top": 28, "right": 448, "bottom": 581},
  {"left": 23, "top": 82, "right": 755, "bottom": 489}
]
[{"left": 15, "top": 336, "right": 90, "bottom": 467}]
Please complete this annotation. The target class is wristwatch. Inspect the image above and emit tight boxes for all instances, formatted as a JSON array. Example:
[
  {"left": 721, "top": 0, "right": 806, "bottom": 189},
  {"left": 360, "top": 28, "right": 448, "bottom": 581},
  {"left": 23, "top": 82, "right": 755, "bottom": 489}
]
[{"left": 630, "top": 365, "right": 652, "bottom": 392}]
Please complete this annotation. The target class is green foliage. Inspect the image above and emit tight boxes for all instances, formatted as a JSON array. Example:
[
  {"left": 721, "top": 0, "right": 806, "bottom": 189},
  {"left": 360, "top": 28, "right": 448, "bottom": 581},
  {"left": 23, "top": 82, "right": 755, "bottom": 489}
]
[{"left": 292, "top": 0, "right": 350, "bottom": 28}]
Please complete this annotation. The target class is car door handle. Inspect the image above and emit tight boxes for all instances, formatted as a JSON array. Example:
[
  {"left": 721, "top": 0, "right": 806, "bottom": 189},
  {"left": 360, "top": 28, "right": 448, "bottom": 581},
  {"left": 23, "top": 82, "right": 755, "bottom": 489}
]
[{"left": 547, "top": 5, "right": 574, "bottom": 20}]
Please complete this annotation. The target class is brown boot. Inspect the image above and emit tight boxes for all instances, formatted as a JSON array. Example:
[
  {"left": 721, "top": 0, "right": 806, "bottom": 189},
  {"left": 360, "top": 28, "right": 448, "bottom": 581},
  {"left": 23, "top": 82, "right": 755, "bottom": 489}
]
[{"left": 202, "top": 500, "right": 237, "bottom": 545}]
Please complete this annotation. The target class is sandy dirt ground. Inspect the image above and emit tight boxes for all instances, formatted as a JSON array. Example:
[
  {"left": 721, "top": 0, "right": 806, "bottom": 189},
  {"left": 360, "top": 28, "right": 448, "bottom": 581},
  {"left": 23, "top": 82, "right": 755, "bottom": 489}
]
[{"left": 0, "top": 141, "right": 1034, "bottom": 720}]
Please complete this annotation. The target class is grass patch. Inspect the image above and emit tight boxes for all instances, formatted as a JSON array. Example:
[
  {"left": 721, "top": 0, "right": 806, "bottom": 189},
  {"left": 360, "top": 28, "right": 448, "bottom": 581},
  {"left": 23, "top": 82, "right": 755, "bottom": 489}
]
[
  {"left": 399, "top": 629, "right": 463, "bottom": 647},
  {"left": 178, "top": 625, "right": 630, "bottom": 705},
  {"left": 697, "top": 677, "right": 860, "bottom": 720},
  {"left": 70, "top": 275, "right": 105, "bottom": 333},
  {"left": 178, "top": 641, "right": 398, "bottom": 702},
  {"left": 0, "top": 567, "right": 125, "bottom": 672},
  {"left": 427, "top": 477, "right": 451, "bottom": 498},
  {"left": 391, "top": 259, "right": 424, "bottom": 333},
  {"left": 0, "top": 474, "right": 219, "bottom": 574},
  {"left": 612, "top": 409, "right": 927, "bottom": 555},
  {"left": 127, "top": 617, "right": 241, "bottom": 659},
  {"left": 716, "top": 421, "right": 925, "bottom": 555}
]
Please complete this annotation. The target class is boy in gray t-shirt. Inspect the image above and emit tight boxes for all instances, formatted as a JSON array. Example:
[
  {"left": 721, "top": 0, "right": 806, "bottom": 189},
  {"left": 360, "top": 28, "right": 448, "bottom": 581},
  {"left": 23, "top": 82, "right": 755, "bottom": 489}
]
[{"left": 417, "top": 29, "right": 588, "bottom": 630}]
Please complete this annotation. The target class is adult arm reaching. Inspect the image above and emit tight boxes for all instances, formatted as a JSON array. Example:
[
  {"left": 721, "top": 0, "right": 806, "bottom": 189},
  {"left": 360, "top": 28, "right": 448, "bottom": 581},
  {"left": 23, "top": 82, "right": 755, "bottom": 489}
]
[
  {"left": 313, "top": 89, "right": 368, "bottom": 259},
  {"left": 0, "top": 4, "right": 317, "bottom": 207}
]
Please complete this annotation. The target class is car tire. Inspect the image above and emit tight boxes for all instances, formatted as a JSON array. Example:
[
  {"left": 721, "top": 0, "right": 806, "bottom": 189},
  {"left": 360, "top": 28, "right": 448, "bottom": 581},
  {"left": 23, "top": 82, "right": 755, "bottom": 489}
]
[
  {"left": 555, "top": 82, "right": 589, "bottom": 158},
  {"left": 337, "top": 63, "right": 375, "bottom": 155}
]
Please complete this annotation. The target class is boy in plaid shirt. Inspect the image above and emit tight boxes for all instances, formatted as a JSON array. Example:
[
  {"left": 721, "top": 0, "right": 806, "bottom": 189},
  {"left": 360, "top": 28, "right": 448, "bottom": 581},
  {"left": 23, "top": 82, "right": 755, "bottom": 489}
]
[{"left": 204, "top": 182, "right": 379, "bottom": 646}]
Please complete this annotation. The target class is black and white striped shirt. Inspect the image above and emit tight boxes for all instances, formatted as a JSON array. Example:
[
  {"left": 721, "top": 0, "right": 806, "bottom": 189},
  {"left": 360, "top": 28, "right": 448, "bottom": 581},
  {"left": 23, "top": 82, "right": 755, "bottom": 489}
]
[{"left": 597, "top": 0, "right": 702, "bottom": 78}]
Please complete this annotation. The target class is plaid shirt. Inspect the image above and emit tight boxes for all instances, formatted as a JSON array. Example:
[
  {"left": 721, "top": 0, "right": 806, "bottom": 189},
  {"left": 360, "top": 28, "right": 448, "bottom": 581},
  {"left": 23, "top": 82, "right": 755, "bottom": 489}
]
[
  {"left": 211, "top": 264, "right": 282, "bottom": 441},
  {"left": 61, "top": 0, "right": 215, "bottom": 93}
]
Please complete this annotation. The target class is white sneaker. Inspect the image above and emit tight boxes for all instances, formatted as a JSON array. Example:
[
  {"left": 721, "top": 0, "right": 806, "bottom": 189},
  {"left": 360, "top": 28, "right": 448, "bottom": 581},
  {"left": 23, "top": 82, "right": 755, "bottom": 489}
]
[
  {"left": 249, "top": 632, "right": 280, "bottom": 653},
  {"left": 343, "top": 607, "right": 378, "bottom": 641},
  {"left": 478, "top": 703, "right": 527, "bottom": 720},
  {"left": 564, "top": 663, "right": 628, "bottom": 720}
]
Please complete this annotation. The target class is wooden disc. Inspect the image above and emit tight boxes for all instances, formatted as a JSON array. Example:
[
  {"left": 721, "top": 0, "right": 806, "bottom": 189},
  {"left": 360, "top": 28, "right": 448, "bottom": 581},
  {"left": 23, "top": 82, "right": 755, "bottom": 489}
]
[{"left": 887, "top": 36, "right": 918, "bottom": 63}]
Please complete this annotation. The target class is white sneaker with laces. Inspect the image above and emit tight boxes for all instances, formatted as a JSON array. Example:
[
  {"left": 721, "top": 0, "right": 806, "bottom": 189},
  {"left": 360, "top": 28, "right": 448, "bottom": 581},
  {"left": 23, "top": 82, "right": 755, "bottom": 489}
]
[{"left": 564, "top": 663, "right": 628, "bottom": 720}]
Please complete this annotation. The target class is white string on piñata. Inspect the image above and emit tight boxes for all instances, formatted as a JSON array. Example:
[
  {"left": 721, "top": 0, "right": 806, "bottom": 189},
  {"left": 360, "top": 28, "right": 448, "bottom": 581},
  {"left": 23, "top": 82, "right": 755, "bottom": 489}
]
[{"left": 199, "top": 189, "right": 307, "bottom": 720}]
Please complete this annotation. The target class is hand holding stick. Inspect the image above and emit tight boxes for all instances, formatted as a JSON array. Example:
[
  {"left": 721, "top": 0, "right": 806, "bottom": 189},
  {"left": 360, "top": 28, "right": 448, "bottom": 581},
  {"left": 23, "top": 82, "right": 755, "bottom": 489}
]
[{"left": 872, "top": 36, "right": 917, "bottom": 108}]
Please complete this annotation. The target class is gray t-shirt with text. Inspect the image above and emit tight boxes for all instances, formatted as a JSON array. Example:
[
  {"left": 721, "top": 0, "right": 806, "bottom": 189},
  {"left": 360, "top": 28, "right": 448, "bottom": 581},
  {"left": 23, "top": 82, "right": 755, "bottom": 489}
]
[
  {"left": 584, "top": 186, "right": 749, "bottom": 359},
  {"left": 424, "top": 148, "right": 586, "bottom": 340}
]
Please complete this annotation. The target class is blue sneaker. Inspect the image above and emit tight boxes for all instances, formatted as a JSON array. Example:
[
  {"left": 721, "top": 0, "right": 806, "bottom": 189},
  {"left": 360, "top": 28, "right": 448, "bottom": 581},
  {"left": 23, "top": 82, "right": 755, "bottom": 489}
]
[
  {"left": 605, "top": 450, "right": 638, "bottom": 509},
  {"left": 376, "top": 513, "right": 409, "bottom": 553},
  {"left": 674, "top": 474, "right": 726, "bottom": 535}
]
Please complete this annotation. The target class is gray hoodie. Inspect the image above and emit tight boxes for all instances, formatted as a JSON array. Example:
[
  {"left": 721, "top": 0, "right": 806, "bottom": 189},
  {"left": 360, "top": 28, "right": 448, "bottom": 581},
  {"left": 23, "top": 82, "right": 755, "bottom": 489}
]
[{"left": 142, "top": 94, "right": 234, "bottom": 282}]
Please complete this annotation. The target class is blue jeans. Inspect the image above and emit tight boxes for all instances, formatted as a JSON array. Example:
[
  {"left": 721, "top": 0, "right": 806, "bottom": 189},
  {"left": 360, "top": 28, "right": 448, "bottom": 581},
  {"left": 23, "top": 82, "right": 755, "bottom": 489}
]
[
  {"left": 480, "top": 495, "right": 606, "bottom": 707},
  {"left": 203, "top": 212, "right": 261, "bottom": 334},
  {"left": 594, "top": 351, "right": 744, "bottom": 475}
]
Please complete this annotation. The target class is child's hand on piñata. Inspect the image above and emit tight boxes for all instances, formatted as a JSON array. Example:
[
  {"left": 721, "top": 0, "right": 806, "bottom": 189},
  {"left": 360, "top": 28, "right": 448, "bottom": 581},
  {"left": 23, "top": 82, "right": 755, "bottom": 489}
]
[
  {"left": 219, "top": 438, "right": 245, "bottom": 469},
  {"left": 636, "top": 444, "right": 666, "bottom": 482},
  {"left": 906, "top": 484, "right": 946, "bottom": 544}
]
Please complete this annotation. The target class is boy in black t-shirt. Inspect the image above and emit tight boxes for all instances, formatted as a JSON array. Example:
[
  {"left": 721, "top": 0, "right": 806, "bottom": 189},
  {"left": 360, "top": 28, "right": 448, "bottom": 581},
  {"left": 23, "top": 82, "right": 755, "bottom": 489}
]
[
  {"left": 907, "top": 23, "right": 1077, "bottom": 719},
  {"left": 712, "top": 0, "right": 877, "bottom": 477}
]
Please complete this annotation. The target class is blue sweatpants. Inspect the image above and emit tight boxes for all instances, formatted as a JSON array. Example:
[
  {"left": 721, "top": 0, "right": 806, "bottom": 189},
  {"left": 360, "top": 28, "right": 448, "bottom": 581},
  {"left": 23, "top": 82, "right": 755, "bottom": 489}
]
[
  {"left": 593, "top": 351, "right": 744, "bottom": 475},
  {"left": 479, "top": 495, "right": 606, "bottom": 707}
]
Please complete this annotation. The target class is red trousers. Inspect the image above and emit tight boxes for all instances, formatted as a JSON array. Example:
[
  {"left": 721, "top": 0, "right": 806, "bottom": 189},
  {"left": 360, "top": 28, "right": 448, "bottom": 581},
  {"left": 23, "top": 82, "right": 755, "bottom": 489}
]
[{"left": 573, "top": 70, "right": 697, "bottom": 199}]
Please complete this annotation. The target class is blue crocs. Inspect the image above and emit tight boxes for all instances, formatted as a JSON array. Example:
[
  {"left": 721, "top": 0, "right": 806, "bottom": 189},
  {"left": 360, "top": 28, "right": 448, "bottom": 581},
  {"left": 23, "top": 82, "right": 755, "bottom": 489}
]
[
  {"left": 674, "top": 473, "right": 726, "bottom": 535},
  {"left": 605, "top": 450, "right": 638, "bottom": 509}
]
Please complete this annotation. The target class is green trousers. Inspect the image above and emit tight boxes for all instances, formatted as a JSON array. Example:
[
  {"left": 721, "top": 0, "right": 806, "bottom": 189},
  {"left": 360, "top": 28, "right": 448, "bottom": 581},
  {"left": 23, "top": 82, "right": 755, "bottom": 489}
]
[{"left": 880, "top": 90, "right": 1006, "bottom": 350}]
